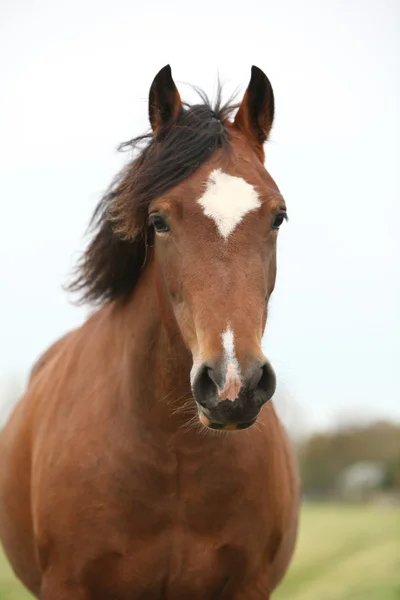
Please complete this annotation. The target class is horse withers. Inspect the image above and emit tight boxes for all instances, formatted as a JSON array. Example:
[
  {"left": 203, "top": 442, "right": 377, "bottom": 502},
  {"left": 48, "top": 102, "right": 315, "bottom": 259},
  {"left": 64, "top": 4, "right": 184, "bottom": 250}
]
[{"left": 0, "top": 65, "right": 300, "bottom": 599}]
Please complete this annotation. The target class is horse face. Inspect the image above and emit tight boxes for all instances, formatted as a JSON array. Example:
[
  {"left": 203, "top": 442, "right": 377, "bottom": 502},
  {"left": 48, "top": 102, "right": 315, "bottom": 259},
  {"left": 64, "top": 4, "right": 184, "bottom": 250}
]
[{"left": 150, "top": 147, "right": 286, "bottom": 431}]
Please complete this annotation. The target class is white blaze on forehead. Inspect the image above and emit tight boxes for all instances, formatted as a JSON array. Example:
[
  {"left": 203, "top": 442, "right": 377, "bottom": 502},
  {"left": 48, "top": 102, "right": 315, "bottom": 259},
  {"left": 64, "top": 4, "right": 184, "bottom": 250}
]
[{"left": 197, "top": 168, "right": 261, "bottom": 239}]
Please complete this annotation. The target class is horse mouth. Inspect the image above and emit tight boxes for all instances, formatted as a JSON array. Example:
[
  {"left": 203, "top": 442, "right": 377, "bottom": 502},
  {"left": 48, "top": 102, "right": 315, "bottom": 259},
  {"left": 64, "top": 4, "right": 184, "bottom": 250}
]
[{"left": 197, "top": 407, "right": 257, "bottom": 432}]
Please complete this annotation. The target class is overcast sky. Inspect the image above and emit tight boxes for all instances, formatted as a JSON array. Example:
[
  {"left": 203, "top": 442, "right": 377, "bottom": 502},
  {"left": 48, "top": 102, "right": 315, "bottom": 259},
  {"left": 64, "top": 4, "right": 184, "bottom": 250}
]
[{"left": 1, "top": 0, "right": 399, "bottom": 432}]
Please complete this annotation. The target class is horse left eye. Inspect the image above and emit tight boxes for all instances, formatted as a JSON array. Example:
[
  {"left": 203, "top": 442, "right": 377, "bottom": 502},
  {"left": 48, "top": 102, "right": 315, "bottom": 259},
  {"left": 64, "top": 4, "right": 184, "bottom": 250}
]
[
  {"left": 272, "top": 212, "right": 287, "bottom": 231},
  {"left": 148, "top": 214, "right": 170, "bottom": 233}
]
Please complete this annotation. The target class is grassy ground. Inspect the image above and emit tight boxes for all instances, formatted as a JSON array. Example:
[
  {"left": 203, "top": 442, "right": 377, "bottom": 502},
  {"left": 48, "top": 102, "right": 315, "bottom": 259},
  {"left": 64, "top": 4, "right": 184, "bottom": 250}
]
[
  {"left": 274, "top": 503, "right": 400, "bottom": 600},
  {"left": 0, "top": 550, "right": 33, "bottom": 600},
  {"left": 0, "top": 503, "right": 399, "bottom": 599}
]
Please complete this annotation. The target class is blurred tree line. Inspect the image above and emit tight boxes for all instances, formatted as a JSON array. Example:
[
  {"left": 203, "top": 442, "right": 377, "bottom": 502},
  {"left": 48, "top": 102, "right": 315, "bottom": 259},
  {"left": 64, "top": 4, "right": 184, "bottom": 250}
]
[{"left": 297, "top": 421, "right": 400, "bottom": 500}]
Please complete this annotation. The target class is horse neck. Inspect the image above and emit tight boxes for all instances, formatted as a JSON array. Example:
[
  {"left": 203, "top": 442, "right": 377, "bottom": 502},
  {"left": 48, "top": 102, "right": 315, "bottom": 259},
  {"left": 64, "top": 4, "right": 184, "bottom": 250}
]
[{"left": 112, "top": 258, "right": 195, "bottom": 438}]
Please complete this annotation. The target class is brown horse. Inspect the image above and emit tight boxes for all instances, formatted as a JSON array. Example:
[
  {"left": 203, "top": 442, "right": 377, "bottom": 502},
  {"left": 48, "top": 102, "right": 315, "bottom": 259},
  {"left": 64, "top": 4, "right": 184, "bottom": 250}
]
[{"left": 0, "top": 65, "right": 300, "bottom": 599}]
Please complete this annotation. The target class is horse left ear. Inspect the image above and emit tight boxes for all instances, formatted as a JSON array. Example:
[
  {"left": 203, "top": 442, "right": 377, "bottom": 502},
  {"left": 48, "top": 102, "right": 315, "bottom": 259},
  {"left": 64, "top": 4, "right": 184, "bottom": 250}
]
[
  {"left": 148, "top": 65, "right": 183, "bottom": 135},
  {"left": 234, "top": 66, "right": 275, "bottom": 148}
]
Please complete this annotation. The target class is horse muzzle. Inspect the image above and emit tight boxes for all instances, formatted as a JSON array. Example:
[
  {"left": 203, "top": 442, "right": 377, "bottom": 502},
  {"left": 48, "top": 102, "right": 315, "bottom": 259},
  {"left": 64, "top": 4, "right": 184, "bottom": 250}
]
[{"left": 191, "top": 358, "right": 276, "bottom": 430}]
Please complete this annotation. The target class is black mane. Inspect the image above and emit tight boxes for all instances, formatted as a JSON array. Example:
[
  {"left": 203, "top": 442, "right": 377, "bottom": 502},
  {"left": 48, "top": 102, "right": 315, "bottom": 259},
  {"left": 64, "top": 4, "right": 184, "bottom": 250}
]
[{"left": 68, "top": 87, "right": 237, "bottom": 306}]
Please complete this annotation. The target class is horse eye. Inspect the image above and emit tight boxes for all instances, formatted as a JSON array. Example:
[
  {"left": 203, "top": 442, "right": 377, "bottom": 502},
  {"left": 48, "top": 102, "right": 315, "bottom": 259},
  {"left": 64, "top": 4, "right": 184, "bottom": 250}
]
[
  {"left": 272, "top": 212, "right": 287, "bottom": 231},
  {"left": 148, "top": 214, "right": 170, "bottom": 233}
]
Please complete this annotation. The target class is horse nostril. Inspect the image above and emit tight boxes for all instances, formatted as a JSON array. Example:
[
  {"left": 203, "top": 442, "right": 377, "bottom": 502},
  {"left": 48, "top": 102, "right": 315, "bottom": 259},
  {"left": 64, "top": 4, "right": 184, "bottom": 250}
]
[
  {"left": 206, "top": 366, "right": 219, "bottom": 388},
  {"left": 254, "top": 361, "right": 276, "bottom": 405},
  {"left": 192, "top": 365, "right": 218, "bottom": 409}
]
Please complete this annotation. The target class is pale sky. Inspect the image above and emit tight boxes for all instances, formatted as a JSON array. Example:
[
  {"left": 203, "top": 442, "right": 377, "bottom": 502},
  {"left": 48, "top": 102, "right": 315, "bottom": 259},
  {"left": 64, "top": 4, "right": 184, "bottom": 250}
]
[{"left": 1, "top": 0, "right": 399, "bottom": 432}]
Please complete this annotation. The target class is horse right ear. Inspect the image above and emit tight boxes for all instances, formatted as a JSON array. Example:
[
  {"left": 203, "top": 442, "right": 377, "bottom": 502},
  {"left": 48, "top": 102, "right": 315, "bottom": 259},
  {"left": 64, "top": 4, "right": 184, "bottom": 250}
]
[{"left": 148, "top": 65, "right": 183, "bottom": 135}]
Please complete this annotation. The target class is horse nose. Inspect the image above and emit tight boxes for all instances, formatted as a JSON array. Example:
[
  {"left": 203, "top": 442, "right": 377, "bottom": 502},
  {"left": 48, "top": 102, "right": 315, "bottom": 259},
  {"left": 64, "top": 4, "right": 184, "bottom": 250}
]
[{"left": 191, "top": 359, "right": 276, "bottom": 420}]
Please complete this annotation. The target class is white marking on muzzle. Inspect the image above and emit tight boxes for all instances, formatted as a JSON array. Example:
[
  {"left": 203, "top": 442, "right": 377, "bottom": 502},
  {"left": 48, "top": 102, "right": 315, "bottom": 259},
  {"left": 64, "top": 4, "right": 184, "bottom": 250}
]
[
  {"left": 197, "top": 169, "right": 261, "bottom": 239},
  {"left": 221, "top": 327, "right": 241, "bottom": 402}
]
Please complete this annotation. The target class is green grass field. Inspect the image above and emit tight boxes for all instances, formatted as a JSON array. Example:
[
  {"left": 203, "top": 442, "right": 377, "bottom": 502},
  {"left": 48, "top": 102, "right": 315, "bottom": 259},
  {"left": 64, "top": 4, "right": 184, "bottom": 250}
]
[
  {"left": 274, "top": 503, "right": 400, "bottom": 600},
  {"left": 1, "top": 503, "right": 399, "bottom": 599}
]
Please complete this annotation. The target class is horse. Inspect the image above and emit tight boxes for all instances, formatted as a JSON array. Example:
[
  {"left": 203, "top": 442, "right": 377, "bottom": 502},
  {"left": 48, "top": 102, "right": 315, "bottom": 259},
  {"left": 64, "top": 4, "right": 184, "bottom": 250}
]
[{"left": 0, "top": 65, "right": 300, "bottom": 599}]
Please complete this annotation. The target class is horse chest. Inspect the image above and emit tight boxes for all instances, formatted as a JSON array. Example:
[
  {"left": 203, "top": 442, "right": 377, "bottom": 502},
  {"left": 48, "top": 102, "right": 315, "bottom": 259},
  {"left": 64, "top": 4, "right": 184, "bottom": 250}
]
[
  {"left": 78, "top": 454, "right": 275, "bottom": 598},
  {"left": 36, "top": 431, "right": 293, "bottom": 598},
  {"left": 84, "top": 530, "right": 264, "bottom": 600},
  {"left": 114, "top": 447, "right": 273, "bottom": 545},
  {"left": 107, "top": 467, "right": 273, "bottom": 595}
]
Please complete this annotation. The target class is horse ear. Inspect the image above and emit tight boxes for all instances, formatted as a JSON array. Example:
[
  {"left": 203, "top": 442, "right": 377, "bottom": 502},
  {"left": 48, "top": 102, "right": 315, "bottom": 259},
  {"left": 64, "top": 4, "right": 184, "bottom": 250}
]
[
  {"left": 148, "top": 65, "right": 182, "bottom": 135},
  {"left": 234, "top": 66, "right": 275, "bottom": 148}
]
